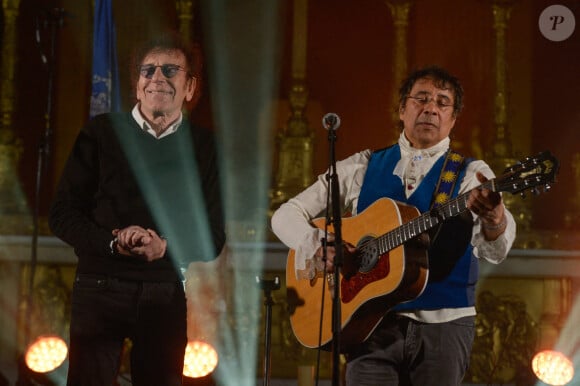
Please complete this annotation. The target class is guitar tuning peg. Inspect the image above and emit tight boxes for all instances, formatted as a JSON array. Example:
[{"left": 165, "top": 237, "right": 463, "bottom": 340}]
[
  {"left": 544, "top": 184, "right": 551, "bottom": 192},
  {"left": 532, "top": 187, "right": 540, "bottom": 196},
  {"left": 520, "top": 191, "right": 526, "bottom": 199}
]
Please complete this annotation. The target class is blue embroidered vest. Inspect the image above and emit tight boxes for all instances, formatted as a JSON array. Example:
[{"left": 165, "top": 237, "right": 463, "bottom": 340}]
[{"left": 357, "top": 145, "right": 478, "bottom": 310}]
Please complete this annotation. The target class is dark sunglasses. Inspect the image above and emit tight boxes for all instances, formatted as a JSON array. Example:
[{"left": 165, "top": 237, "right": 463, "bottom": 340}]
[{"left": 138, "top": 64, "right": 189, "bottom": 79}]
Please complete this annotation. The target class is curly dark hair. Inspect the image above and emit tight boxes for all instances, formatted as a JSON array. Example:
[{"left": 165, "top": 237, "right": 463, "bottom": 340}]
[{"left": 398, "top": 65, "right": 464, "bottom": 118}]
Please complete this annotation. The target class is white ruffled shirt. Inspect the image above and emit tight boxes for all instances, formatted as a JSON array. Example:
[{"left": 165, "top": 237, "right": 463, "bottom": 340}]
[{"left": 271, "top": 133, "right": 516, "bottom": 323}]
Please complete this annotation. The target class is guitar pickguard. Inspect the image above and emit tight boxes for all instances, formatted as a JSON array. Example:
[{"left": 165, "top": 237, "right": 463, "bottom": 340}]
[{"left": 341, "top": 251, "right": 391, "bottom": 303}]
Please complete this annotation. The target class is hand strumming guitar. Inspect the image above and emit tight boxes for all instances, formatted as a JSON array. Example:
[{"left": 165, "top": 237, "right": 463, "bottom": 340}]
[{"left": 314, "top": 239, "right": 359, "bottom": 277}]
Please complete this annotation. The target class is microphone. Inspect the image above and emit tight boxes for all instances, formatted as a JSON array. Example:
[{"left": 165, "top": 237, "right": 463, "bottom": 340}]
[{"left": 322, "top": 113, "right": 341, "bottom": 131}]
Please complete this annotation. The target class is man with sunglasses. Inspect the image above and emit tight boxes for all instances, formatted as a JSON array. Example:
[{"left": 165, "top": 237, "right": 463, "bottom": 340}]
[
  {"left": 271, "top": 66, "right": 516, "bottom": 385},
  {"left": 49, "top": 32, "right": 225, "bottom": 385}
]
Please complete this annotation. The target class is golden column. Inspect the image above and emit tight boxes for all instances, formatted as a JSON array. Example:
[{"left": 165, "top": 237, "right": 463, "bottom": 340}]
[
  {"left": 175, "top": 0, "right": 206, "bottom": 110},
  {"left": 564, "top": 153, "right": 580, "bottom": 229},
  {"left": 385, "top": 0, "right": 412, "bottom": 141},
  {"left": 176, "top": 0, "right": 195, "bottom": 41},
  {"left": 488, "top": 0, "right": 533, "bottom": 238},
  {"left": 0, "top": 0, "right": 29, "bottom": 234},
  {"left": 490, "top": 1, "right": 514, "bottom": 159},
  {"left": 270, "top": 0, "right": 314, "bottom": 212}
]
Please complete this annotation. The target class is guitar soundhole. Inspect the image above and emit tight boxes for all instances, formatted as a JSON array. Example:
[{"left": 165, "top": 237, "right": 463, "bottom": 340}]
[{"left": 357, "top": 236, "right": 379, "bottom": 273}]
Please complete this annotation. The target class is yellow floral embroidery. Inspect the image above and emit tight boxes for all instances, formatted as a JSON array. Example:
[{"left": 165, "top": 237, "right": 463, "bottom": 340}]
[
  {"left": 442, "top": 171, "right": 456, "bottom": 183},
  {"left": 435, "top": 192, "right": 449, "bottom": 204},
  {"left": 450, "top": 153, "right": 463, "bottom": 163}
]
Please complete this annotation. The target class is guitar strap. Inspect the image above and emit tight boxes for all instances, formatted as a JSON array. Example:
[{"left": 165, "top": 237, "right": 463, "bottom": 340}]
[{"left": 430, "top": 149, "right": 465, "bottom": 209}]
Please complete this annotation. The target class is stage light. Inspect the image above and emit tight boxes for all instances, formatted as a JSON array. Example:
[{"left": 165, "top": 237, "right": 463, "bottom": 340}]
[
  {"left": 24, "top": 335, "right": 68, "bottom": 373},
  {"left": 183, "top": 340, "right": 218, "bottom": 379},
  {"left": 531, "top": 350, "right": 574, "bottom": 386}
]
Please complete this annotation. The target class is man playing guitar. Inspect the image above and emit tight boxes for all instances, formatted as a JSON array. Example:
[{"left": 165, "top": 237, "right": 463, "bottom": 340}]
[{"left": 272, "top": 66, "right": 516, "bottom": 386}]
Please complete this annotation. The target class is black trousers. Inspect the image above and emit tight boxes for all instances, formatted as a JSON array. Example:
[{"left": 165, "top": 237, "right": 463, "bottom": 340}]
[
  {"left": 345, "top": 314, "right": 475, "bottom": 386},
  {"left": 66, "top": 274, "right": 187, "bottom": 386}
]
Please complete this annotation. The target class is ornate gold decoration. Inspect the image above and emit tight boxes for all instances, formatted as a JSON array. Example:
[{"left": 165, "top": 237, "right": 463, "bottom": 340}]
[
  {"left": 465, "top": 290, "right": 538, "bottom": 385},
  {"left": 486, "top": 0, "right": 534, "bottom": 239},
  {"left": 385, "top": 0, "right": 412, "bottom": 140},
  {"left": 19, "top": 264, "right": 71, "bottom": 349},
  {"left": 537, "top": 278, "right": 572, "bottom": 351},
  {"left": 270, "top": 83, "right": 314, "bottom": 211},
  {"left": 175, "top": 0, "right": 195, "bottom": 41},
  {"left": 270, "top": 0, "right": 314, "bottom": 212},
  {"left": 490, "top": 1, "right": 514, "bottom": 159},
  {"left": 1, "top": 0, "right": 20, "bottom": 130},
  {"left": 1, "top": 0, "right": 30, "bottom": 234},
  {"left": 564, "top": 152, "right": 580, "bottom": 229}
]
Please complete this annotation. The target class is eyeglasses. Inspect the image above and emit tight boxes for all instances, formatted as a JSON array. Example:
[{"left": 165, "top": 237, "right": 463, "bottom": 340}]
[
  {"left": 138, "top": 64, "right": 189, "bottom": 79},
  {"left": 407, "top": 94, "right": 453, "bottom": 109}
]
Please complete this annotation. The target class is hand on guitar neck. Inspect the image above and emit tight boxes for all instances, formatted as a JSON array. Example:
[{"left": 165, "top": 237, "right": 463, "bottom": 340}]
[{"left": 466, "top": 172, "right": 507, "bottom": 240}]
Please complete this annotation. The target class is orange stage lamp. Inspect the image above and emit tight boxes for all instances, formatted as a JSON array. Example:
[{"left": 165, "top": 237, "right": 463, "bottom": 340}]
[
  {"left": 532, "top": 350, "right": 574, "bottom": 386},
  {"left": 183, "top": 340, "right": 219, "bottom": 379},
  {"left": 24, "top": 335, "right": 68, "bottom": 373}
]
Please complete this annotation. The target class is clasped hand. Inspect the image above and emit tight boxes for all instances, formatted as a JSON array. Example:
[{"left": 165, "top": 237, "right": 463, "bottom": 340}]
[{"left": 112, "top": 226, "right": 167, "bottom": 262}]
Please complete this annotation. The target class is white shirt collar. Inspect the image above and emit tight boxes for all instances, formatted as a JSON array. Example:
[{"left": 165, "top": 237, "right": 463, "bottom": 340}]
[
  {"left": 394, "top": 132, "right": 450, "bottom": 192},
  {"left": 398, "top": 132, "right": 450, "bottom": 158},
  {"left": 131, "top": 104, "right": 183, "bottom": 139}
]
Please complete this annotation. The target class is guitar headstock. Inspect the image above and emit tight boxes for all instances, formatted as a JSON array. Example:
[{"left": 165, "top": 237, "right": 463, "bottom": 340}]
[{"left": 496, "top": 151, "right": 560, "bottom": 195}]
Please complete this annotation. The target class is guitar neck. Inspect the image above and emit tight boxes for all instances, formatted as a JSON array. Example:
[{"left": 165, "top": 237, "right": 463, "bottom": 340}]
[{"left": 372, "top": 180, "right": 494, "bottom": 255}]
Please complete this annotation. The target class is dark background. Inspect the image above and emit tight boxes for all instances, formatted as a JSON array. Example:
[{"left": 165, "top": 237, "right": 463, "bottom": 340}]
[{"left": 7, "top": 0, "right": 580, "bottom": 232}]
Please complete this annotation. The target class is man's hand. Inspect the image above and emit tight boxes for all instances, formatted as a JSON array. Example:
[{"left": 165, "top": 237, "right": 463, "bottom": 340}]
[
  {"left": 112, "top": 226, "right": 167, "bottom": 262},
  {"left": 467, "top": 172, "right": 507, "bottom": 240},
  {"left": 314, "top": 239, "right": 358, "bottom": 274}
]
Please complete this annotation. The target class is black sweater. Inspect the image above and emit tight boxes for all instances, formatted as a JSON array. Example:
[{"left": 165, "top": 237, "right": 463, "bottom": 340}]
[{"left": 49, "top": 112, "right": 225, "bottom": 281}]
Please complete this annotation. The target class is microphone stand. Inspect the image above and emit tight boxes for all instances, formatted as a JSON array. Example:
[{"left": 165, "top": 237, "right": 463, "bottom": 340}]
[
  {"left": 27, "top": 7, "right": 65, "bottom": 346},
  {"left": 256, "top": 276, "right": 281, "bottom": 386},
  {"left": 326, "top": 125, "right": 343, "bottom": 386}
]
